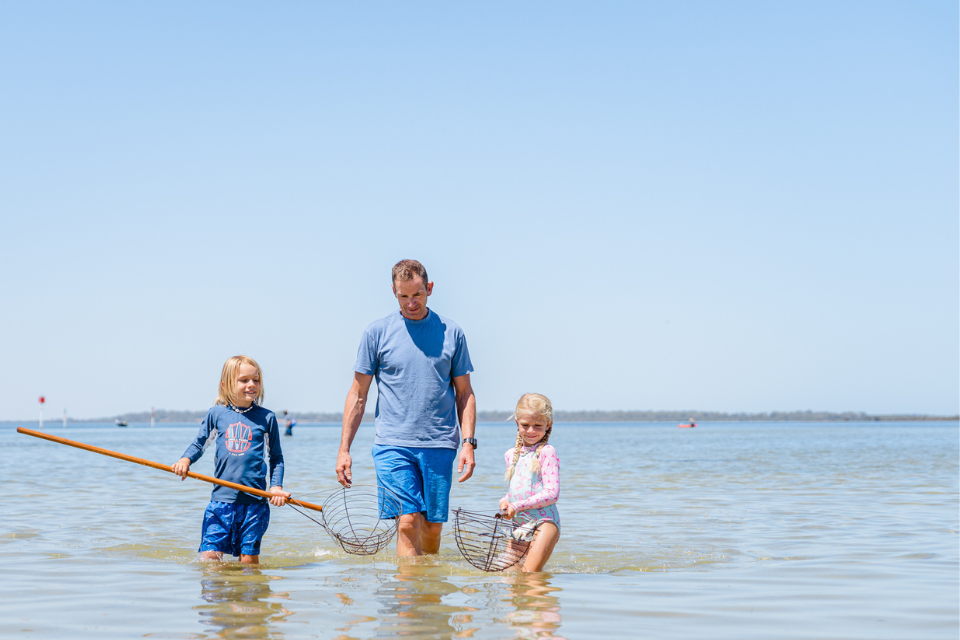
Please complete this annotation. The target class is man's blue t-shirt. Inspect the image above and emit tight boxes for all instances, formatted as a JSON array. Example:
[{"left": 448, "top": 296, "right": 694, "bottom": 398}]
[
  {"left": 181, "top": 404, "right": 285, "bottom": 504},
  {"left": 354, "top": 309, "right": 474, "bottom": 449}
]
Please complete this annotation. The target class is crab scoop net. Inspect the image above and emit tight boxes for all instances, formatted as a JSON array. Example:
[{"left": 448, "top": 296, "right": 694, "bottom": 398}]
[
  {"left": 453, "top": 508, "right": 540, "bottom": 572},
  {"left": 287, "top": 484, "right": 402, "bottom": 556}
]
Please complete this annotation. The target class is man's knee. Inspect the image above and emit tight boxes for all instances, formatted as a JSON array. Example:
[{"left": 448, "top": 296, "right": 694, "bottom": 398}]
[{"left": 397, "top": 513, "right": 422, "bottom": 538}]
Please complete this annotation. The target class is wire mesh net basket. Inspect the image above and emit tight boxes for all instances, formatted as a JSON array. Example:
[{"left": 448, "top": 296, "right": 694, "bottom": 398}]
[
  {"left": 452, "top": 508, "right": 537, "bottom": 572},
  {"left": 320, "top": 484, "right": 402, "bottom": 555},
  {"left": 286, "top": 484, "right": 402, "bottom": 556}
]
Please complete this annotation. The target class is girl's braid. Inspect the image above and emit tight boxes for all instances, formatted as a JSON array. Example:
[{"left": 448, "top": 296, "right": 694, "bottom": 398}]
[{"left": 504, "top": 431, "right": 524, "bottom": 482}]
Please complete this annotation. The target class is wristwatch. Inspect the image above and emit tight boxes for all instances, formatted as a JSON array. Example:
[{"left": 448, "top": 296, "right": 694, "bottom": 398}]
[{"left": 462, "top": 437, "right": 478, "bottom": 449}]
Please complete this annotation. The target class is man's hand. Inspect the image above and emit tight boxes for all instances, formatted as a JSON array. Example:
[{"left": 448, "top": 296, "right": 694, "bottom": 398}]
[
  {"left": 269, "top": 486, "right": 291, "bottom": 507},
  {"left": 172, "top": 457, "right": 191, "bottom": 480},
  {"left": 457, "top": 444, "right": 475, "bottom": 483},
  {"left": 336, "top": 449, "right": 353, "bottom": 487}
]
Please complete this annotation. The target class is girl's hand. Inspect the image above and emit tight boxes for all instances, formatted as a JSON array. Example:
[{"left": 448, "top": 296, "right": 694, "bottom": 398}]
[
  {"left": 500, "top": 502, "right": 516, "bottom": 520},
  {"left": 172, "top": 457, "right": 191, "bottom": 480},
  {"left": 269, "top": 486, "right": 291, "bottom": 507}
]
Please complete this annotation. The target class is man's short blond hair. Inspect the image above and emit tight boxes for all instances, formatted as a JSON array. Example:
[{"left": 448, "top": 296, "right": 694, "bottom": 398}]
[{"left": 392, "top": 259, "right": 428, "bottom": 287}]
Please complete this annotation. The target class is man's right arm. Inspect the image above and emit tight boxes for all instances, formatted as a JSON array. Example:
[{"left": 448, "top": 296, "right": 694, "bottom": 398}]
[{"left": 336, "top": 372, "right": 373, "bottom": 486}]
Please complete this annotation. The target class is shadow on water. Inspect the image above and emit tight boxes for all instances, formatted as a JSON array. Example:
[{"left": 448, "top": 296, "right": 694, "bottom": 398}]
[{"left": 193, "top": 563, "right": 293, "bottom": 640}]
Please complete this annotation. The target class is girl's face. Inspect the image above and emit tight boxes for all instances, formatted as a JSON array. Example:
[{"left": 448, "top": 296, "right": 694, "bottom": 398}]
[
  {"left": 516, "top": 412, "right": 550, "bottom": 446},
  {"left": 231, "top": 363, "right": 261, "bottom": 407}
]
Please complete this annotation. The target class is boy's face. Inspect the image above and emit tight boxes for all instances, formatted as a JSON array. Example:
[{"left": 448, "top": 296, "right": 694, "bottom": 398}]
[
  {"left": 393, "top": 277, "right": 433, "bottom": 320},
  {"left": 230, "top": 363, "right": 261, "bottom": 407}
]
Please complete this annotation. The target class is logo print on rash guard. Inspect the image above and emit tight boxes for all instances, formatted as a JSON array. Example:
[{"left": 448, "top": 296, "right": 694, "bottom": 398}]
[{"left": 226, "top": 421, "right": 252, "bottom": 454}]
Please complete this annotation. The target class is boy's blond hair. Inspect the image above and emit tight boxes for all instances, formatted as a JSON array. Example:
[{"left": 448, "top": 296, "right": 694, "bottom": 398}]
[
  {"left": 504, "top": 393, "right": 554, "bottom": 482},
  {"left": 216, "top": 355, "right": 264, "bottom": 408}
]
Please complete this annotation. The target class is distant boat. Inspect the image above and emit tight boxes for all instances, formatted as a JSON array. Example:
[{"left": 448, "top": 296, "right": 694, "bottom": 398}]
[
  {"left": 115, "top": 420, "right": 128, "bottom": 427},
  {"left": 678, "top": 422, "right": 696, "bottom": 428}
]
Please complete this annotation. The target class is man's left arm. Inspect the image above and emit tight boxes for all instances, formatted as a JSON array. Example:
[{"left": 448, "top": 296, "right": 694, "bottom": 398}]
[{"left": 453, "top": 373, "right": 476, "bottom": 482}]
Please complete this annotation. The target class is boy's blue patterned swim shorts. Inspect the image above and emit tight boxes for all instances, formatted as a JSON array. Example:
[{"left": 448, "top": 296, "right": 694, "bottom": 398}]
[{"left": 199, "top": 500, "right": 271, "bottom": 557}]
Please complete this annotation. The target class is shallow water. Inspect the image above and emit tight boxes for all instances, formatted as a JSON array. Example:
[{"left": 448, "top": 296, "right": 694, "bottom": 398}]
[{"left": 1, "top": 421, "right": 957, "bottom": 639}]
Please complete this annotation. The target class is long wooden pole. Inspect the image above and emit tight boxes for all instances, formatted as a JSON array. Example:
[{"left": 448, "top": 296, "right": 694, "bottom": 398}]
[{"left": 17, "top": 427, "right": 323, "bottom": 513}]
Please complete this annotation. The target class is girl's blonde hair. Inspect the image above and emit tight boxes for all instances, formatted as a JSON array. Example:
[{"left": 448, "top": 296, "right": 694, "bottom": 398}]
[
  {"left": 216, "top": 355, "right": 265, "bottom": 408},
  {"left": 504, "top": 393, "right": 553, "bottom": 482}
]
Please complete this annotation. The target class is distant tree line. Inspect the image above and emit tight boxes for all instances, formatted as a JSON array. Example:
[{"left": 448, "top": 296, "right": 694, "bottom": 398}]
[{"left": 82, "top": 408, "right": 958, "bottom": 424}]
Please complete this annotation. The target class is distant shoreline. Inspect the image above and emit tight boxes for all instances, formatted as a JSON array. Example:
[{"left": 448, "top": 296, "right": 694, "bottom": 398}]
[{"left": 20, "top": 409, "right": 959, "bottom": 424}]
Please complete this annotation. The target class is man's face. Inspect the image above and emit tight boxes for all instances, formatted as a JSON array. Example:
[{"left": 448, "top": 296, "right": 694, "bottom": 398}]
[{"left": 393, "top": 277, "right": 433, "bottom": 320}]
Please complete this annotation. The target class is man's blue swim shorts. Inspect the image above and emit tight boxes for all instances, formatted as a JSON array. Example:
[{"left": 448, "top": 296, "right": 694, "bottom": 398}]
[
  {"left": 372, "top": 445, "right": 457, "bottom": 523},
  {"left": 199, "top": 500, "right": 271, "bottom": 557}
]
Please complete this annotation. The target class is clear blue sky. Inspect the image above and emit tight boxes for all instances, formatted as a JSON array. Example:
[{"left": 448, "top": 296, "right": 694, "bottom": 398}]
[{"left": 2, "top": 2, "right": 957, "bottom": 420}]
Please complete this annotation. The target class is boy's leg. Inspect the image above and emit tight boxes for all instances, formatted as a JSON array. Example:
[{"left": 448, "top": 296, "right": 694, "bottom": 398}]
[
  {"left": 237, "top": 502, "right": 270, "bottom": 563},
  {"left": 521, "top": 523, "right": 559, "bottom": 572},
  {"left": 198, "top": 501, "right": 235, "bottom": 561}
]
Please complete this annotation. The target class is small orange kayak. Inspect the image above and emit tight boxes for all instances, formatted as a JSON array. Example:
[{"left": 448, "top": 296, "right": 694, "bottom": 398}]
[{"left": 678, "top": 423, "right": 697, "bottom": 428}]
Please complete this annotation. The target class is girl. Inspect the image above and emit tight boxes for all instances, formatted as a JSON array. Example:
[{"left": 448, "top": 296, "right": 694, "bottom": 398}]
[
  {"left": 172, "top": 355, "right": 290, "bottom": 564},
  {"left": 500, "top": 393, "right": 560, "bottom": 572}
]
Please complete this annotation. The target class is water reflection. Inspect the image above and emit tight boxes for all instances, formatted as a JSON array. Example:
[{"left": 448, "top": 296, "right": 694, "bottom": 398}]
[
  {"left": 504, "top": 573, "right": 566, "bottom": 640},
  {"left": 194, "top": 563, "right": 292, "bottom": 639},
  {"left": 374, "top": 560, "right": 461, "bottom": 639}
]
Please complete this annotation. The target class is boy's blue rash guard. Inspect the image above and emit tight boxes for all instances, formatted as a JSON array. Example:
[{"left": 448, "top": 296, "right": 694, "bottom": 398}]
[{"left": 181, "top": 405, "right": 285, "bottom": 504}]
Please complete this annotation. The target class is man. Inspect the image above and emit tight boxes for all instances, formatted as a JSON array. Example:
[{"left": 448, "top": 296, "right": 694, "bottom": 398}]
[{"left": 336, "top": 259, "right": 477, "bottom": 556}]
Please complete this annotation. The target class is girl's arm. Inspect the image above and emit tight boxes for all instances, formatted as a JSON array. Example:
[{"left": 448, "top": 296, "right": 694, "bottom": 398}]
[
  {"left": 508, "top": 447, "right": 560, "bottom": 512},
  {"left": 500, "top": 450, "right": 513, "bottom": 508}
]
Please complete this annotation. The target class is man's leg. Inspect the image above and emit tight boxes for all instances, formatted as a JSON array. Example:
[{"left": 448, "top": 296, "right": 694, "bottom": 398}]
[
  {"left": 373, "top": 446, "right": 428, "bottom": 557},
  {"left": 396, "top": 512, "right": 424, "bottom": 556},
  {"left": 396, "top": 513, "right": 444, "bottom": 556},
  {"left": 421, "top": 520, "right": 443, "bottom": 554},
  {"left": 415, "top": 447, "right": 456, "bottom": 555}
]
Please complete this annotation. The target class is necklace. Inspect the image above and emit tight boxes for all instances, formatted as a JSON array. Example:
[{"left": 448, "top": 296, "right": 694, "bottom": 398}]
[{"left": 229, "top": 403, "right": 255, "bottom": 414}]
